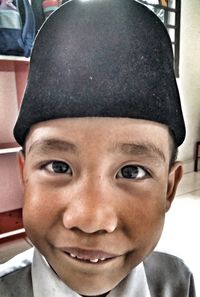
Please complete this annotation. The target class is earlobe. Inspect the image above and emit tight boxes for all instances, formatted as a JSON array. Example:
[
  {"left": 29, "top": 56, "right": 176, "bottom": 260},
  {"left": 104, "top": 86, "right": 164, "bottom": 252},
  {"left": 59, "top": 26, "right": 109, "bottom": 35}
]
[
  {"left": 17, "top": 151, "right": 26, "bottom": 186},
  {"left": 165, "top": 161, "right": 183, "bottom": 212}
]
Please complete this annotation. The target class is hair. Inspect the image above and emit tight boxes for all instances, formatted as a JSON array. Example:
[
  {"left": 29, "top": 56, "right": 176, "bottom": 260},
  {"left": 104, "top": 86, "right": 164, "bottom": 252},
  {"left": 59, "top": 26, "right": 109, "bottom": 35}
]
[{"left": 169, "top": 129, "right": 178, "bottom": 170}]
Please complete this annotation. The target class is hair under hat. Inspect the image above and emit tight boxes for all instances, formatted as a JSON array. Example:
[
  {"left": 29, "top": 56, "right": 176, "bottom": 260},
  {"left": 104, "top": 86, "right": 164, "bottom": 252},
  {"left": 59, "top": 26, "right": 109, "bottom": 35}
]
[{"left": 14, "top": 0, "right": 185, "bottom": 146}]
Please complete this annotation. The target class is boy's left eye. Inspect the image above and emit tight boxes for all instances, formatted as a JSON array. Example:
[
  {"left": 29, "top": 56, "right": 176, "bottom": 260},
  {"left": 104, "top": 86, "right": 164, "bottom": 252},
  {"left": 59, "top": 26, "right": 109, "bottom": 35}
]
[{"left": 116, "top": 165, "right": 148, "bottom": 180}]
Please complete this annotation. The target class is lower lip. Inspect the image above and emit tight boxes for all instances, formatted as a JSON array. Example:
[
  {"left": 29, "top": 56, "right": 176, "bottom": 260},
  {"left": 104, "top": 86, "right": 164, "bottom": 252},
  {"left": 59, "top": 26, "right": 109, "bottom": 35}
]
[{"left": 63, "top": 252, "right": 115, "bottom": 265}]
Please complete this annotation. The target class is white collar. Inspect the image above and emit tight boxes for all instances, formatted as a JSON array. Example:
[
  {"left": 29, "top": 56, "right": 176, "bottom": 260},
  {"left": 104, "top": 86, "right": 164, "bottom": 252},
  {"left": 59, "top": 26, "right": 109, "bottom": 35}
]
[{"left": 32, "top": 248, "right": 151, "bottom": 297}]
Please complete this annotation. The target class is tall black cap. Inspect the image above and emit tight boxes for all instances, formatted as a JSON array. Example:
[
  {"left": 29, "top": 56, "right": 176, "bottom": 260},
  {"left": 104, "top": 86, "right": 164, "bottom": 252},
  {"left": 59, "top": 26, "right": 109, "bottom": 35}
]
[{"left": 14, "top": 0, "right": 185, "bottom": 146}]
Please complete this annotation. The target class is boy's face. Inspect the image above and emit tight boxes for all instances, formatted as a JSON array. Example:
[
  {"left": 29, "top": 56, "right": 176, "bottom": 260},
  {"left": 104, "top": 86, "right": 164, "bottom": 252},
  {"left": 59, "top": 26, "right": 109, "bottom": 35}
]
[{"left": 19, "top": 117, "right": 182, "bottom": 296}]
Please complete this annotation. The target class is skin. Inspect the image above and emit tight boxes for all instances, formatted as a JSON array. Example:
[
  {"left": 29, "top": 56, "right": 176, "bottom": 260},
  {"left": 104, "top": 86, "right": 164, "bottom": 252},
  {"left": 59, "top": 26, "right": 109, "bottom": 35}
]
[{"left": 18, "top": 117, "right": 183, "bottom": 297}]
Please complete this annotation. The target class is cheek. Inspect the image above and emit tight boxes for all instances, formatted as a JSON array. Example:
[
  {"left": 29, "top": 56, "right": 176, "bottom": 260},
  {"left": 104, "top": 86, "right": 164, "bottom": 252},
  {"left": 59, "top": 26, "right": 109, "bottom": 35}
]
[
  {"left": 122, "top": 199, "right": 166, "bottom": 270},
  {"left": 120, "top": 184, "right": 167, "bottom": 247},
  {"left": 22, "top": 180, "right": 60, "bottom": 243}
]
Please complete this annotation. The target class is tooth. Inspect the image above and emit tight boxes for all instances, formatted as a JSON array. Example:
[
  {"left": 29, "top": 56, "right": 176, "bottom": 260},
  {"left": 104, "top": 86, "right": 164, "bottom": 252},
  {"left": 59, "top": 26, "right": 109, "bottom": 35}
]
[
  {"left": 70, "top": 253, "right": 76, "bottom": 258},
  {"left": 77, "top": 255, "right": 84, "bottom": 260},
  {"left": 100, "top": 258, "right": 106, "bottom": 261},
  {"left": 90, "top": 259, "right": 99, "bottom": 263}
]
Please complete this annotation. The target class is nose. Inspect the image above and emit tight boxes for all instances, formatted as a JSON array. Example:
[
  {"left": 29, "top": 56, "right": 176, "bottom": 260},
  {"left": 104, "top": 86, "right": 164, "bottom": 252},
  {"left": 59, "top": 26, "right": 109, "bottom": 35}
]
[{"left": 62, "top": 180, "right": 118, "bottom": 234}]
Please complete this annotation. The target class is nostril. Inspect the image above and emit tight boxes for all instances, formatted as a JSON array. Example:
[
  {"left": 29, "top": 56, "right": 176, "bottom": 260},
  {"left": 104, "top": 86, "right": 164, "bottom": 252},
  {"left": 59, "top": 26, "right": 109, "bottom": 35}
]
[{"left": 62, "top": 201, "right": 118, "bottom": 234}]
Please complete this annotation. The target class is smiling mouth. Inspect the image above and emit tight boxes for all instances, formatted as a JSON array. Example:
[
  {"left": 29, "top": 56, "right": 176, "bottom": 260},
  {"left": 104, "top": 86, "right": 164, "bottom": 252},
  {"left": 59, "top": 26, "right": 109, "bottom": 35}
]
[
  {"left": 66, "top": 252, "right": 111, "bottom": 263},
  {"left": 62, "top": 248, "right": 117, "bottom": 264}
]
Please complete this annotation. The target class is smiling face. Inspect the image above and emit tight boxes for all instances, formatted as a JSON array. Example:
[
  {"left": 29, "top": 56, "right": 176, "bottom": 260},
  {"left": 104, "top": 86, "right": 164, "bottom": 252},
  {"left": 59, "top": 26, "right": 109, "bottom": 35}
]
[{"left": 18, "top": 117, "right": 183, "bottom": 296}]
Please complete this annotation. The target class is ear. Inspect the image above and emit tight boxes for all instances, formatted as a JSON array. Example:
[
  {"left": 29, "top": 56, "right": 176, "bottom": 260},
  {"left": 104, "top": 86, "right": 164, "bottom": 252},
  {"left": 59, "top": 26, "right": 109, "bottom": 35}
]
[
  {"left": 17, "top": 151, "right": 26, "bottom": 187},
  {"left": 165, "top": 161, "right": 183, "bottom": 212}
]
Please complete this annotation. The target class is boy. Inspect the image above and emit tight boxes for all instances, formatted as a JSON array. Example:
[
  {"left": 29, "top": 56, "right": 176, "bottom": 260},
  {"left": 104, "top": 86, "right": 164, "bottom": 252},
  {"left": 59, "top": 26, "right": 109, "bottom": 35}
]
[{"left": 0, "top": 0, "right": 196, "bottom": 296}]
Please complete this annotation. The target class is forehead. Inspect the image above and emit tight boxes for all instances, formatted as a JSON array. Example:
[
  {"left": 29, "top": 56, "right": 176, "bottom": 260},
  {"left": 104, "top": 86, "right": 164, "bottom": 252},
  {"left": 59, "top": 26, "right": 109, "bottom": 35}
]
[{"left": 25, "top": 117, "right": 171, "bottom": 161}]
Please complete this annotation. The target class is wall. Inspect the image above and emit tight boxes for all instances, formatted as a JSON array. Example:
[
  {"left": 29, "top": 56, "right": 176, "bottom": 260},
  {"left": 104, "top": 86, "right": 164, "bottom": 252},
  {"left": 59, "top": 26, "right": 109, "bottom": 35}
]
[
  {"left": 177, "top": 0, "right": 200, "bottom": 171},
  {"left": 0, "top": 59, "right": 28, "bottom": 213}
]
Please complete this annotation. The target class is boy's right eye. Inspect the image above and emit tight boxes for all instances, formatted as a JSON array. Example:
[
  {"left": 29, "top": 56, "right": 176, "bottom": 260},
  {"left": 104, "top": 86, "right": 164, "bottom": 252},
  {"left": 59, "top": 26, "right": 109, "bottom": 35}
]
[{"left": 44, "top": 161, "right": 72, "bottom": 175}]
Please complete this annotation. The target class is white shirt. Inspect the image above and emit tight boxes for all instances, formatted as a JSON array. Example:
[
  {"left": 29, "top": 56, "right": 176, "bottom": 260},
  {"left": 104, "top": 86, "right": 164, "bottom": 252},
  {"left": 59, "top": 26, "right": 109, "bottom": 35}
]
[{"left": 32, "top": 248, "right": 151, "bottom": 297}]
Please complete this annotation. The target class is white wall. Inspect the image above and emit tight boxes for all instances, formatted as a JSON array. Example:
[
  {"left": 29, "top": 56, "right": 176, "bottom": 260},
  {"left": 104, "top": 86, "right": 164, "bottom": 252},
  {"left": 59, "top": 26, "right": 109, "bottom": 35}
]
[{"left": 177, "top": 0, "right": 200, "bottom": 170}]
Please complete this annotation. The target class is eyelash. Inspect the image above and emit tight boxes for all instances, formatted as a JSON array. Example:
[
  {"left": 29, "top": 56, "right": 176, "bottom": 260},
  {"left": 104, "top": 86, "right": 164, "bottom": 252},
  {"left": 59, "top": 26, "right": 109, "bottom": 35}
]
[
  {"left": 41, "top": 160, "right": 72, "bottom": 175},
  {"left": 116, "top": 165, "right": 150, "bottom": 180}
]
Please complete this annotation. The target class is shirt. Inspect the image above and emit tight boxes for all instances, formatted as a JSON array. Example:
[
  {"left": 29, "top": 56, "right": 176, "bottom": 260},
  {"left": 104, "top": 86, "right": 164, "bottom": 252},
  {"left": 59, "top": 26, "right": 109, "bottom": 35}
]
[
  {"left": 32, "top": 248, "right": 151, "bottom": 297},
  {"left": 0, "top": 249, "right": 196, "bottom": 296}
]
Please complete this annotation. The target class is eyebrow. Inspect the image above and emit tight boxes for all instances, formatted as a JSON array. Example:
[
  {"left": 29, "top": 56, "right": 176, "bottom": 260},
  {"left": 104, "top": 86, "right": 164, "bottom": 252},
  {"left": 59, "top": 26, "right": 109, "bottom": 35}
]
[
  {"left": 27, "top": 138, "right": 77, "bottom": 155},
  {"left": 27, "top": 138, "right": 166, "bottom": 163},
  {"left": 115, "top": 142, "right": 166, "bottom": 163}
]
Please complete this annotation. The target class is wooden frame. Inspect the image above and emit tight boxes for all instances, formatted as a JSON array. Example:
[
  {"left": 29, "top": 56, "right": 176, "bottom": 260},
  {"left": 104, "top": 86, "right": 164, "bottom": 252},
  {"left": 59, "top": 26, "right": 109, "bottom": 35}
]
[
  {"left": 0, "top": 208, "right": 25, "bottom": 243},
  {"left": 0, "top": 56, "right": 29, "bottom": 242}
]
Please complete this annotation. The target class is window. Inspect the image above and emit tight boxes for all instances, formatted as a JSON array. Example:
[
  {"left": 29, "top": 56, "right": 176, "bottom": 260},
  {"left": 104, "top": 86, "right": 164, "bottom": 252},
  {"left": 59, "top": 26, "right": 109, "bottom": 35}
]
[{"left": 136, "top": 0, "right": 181, "bottom": 77}]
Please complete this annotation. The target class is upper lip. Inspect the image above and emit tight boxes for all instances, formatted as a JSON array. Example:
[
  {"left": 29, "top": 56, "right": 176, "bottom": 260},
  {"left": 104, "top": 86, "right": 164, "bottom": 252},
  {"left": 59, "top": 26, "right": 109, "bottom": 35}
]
[{"left": 61, "top": 247, "right": 119, "bottom": 261}]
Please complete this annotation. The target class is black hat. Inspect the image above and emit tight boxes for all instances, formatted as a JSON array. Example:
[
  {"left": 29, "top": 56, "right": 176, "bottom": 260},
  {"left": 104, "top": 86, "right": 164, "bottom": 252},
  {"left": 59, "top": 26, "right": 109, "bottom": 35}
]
[{"left": 14, "top": 0, "right": 185, "bottom": 146}]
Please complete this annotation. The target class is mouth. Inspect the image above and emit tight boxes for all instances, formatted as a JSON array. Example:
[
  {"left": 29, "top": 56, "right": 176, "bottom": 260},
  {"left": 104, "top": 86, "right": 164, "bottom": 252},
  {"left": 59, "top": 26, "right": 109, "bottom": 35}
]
[{"left": 62, "top": 247, "right": 118, "bottom": 264}]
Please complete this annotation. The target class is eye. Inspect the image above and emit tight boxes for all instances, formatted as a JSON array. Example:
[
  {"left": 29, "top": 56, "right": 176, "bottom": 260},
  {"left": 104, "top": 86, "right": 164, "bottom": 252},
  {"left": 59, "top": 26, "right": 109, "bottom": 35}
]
[
  {"left": 116, "top": 165, "right": 148, "bottom": 180},
  {"left": 44, "top": 161, "right": 72, "bottom": 175}
]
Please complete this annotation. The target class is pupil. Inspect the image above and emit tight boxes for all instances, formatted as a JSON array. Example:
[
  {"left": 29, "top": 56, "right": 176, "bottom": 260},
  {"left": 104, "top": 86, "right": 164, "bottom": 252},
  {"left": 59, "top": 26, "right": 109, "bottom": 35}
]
[
  {"left": 52, "top": 162, "right": 68, "bottom": 173},
  {"left": 122, "top": 166, "right": 138, "bottom": 178}
]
